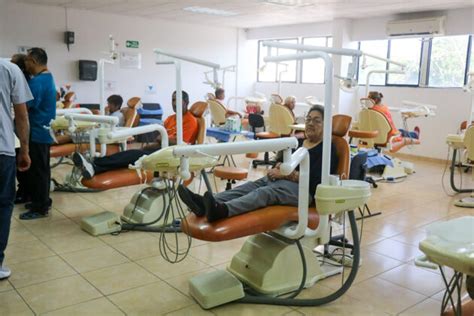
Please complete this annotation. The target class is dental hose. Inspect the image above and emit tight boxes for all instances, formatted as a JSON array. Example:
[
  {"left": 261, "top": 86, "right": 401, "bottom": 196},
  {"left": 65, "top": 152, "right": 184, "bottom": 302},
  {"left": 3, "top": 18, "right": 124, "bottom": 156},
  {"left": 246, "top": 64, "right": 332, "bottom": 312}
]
[{"left": 237, "top": 210, "right": 360, "bottom": 306}]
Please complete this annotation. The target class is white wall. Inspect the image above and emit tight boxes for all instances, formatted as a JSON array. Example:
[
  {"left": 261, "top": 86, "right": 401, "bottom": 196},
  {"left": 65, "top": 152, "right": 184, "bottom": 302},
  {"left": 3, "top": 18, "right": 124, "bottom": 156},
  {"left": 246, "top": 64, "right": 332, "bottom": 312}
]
[
  {"left": 0, "top": 2, "right": 238, "bottom": 118},
  {"left": 240, "top": 7, "right": 474, "bottom": 160}
]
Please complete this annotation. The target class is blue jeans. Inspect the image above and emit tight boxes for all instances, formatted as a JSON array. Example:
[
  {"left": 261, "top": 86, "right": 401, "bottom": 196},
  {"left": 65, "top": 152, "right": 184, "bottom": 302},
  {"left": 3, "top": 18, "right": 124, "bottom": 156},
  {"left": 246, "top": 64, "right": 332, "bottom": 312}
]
[
  {"left": 399, "top": 129, "right": 418, "bottom": 139},
  {"left": 0, "top": 155, "right": 16, "bottom": 265}
]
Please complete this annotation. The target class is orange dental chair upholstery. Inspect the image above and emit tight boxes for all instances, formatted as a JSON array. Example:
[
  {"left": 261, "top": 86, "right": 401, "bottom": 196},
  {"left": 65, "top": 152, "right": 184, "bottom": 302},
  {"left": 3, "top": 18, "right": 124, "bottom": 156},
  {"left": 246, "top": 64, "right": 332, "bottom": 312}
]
[
  {"left": 182, "top": 114, "right": 352, "bottom": 241},
  {"left": 81, "top": 101, "right": 208, "bottom": 190},
  {"left": 122, "top": 97, "right": 141, "bottom": 128}
]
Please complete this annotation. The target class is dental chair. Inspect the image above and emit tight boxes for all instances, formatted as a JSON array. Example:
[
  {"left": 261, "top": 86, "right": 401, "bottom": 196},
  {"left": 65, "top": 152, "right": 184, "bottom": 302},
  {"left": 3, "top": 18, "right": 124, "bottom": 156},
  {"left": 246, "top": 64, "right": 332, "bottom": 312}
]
[
  {"left": 352, "top": 107, "right": 417, "bottom": 179},
  {"left": 180, "top": 115, "right": 368, "bottom": 309},
  {"left": 61, "top": 91, "right": 76, "bottom": 109},
  {"left": 80, "top": 101, "right": 208, "bottom": 191},
  {"left": 122, "top": 97, "right": 141, "bottom": 128},
  {"left": 251, "top": 102, "right": 295, "bottom": 168}
]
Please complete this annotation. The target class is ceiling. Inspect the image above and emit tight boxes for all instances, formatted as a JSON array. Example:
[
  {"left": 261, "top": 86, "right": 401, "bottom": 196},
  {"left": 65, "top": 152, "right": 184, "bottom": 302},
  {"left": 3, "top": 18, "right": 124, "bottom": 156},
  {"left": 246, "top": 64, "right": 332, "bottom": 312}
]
[{"left": 16, "top": 0, "right": 474, "bottom": 28}]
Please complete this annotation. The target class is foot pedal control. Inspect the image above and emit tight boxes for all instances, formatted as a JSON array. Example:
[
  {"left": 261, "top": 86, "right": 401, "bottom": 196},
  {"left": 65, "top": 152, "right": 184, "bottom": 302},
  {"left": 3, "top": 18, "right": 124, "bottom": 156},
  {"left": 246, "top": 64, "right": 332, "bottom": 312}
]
[
  {"left": 80, "top": 211, "right": 121, "bottom": 236},
  {"left": 189, "top": 270, "right": 244, "bottom": 309}
]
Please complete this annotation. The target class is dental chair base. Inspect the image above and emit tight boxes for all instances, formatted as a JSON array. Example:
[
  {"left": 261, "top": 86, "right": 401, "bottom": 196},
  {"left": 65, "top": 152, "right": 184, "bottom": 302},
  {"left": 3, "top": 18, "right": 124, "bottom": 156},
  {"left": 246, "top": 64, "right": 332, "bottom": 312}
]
[
  {"left": 229, "top": 233, "right": 342, "bottom": 296},
  {"left": 80, "top": 183, "right": 187, "bottom": 236},
  {"left": 381, "top": 158, "right": 413, "bottom": 180},
  {"left": 189, "top": 233, "right": 343, "bottom": 309},
  {"left": 454, "top": 196, "right": 474, "bottom": 208}
]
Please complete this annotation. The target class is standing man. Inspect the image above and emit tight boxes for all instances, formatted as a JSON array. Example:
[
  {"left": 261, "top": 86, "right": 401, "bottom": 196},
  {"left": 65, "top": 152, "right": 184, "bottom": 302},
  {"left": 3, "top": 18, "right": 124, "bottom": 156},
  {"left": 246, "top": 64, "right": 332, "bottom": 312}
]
[
  {"left": 0, "top": 59, "right": 32, "bottom": 279},
  {"left": 17, "top": 48, "right": 56, "bottom": 220}
]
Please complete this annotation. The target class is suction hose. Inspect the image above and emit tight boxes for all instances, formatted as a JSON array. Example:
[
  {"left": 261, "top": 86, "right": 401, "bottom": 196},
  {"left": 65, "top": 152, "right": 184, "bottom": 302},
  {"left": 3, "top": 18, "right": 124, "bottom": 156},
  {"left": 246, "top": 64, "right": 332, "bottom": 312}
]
[{"left": 237, "top": 209, "right": 360, "bottom": 306}]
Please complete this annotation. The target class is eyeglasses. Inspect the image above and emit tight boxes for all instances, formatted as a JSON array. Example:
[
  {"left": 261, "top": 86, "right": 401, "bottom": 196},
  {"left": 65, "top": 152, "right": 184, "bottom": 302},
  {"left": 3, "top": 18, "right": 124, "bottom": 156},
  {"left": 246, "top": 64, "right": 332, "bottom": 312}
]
[{"left": 305, "top": 116, "right": 323, "bottom": 125}]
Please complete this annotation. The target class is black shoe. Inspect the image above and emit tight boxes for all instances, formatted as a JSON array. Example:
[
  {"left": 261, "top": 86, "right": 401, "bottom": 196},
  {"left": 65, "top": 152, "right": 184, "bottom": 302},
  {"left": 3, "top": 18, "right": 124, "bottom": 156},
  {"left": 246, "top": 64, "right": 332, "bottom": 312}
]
[
  {"left": 19, "top": 210, "right": 49, "bottom": 220},
  {"left": 177, "top": 185, "right": 205, "bottom": 217},
  {"left": 203, "top": 192, "right": 229, "bottom": 222}
]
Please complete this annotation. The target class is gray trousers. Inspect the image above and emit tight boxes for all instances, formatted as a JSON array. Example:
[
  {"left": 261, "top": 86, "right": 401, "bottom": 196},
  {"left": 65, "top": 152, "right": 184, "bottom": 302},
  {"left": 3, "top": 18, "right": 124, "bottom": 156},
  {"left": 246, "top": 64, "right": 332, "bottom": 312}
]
[{"left": 215, "top": 176, "right": 308, "bottom": 217}]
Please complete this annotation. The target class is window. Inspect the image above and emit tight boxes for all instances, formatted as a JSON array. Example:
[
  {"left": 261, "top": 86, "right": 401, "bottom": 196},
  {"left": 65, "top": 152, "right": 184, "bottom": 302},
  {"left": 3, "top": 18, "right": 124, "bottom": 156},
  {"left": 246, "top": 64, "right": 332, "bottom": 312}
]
[
  {"left": 276, "top": 39, "right": 298, "bottom": 82},
  {"left": 428, "top": 35, "right": 469, "bottom": 88},
  {"left": 387, "top": 38, "right": 422, "bottom": 85},
  {"left": 358, "top": 40, "right": 388, "bottom": 86},
  {"left": 257, "top": 38, "right": 297, "bottom": 82},
  {"left": 301, "top": 37, "right": 332, "bottom": 84},
  {"left": 469, "top": 38, "right": 474, "bottom": 74},
  {"left": 257, "top": 40, "right": 278, "bottom": 82}
]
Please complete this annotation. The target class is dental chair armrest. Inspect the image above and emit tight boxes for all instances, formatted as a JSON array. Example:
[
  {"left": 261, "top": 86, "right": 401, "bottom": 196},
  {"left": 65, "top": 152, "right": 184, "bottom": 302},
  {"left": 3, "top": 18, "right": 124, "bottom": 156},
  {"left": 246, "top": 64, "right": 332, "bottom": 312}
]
[{"left": 348, "top": 130, "right": 379, "bottom": 140}]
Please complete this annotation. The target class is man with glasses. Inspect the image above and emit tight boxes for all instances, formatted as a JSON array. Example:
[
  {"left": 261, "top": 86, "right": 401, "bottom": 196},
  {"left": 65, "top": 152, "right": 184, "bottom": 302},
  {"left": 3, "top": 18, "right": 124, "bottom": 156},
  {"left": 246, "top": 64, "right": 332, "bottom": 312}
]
[{"left": 178, "top": 104, "right": 339, "bottom": 222}]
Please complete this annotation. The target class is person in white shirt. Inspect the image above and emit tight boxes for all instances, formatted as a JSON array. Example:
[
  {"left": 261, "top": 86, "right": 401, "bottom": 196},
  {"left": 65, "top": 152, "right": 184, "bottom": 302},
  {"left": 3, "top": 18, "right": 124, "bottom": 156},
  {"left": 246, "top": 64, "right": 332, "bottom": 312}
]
[
  {"left": 107, "top": 94, "right": 124, "bottom": 127},
  {"left": 0, "top": 59, "right": 32, "bottom": 280}
]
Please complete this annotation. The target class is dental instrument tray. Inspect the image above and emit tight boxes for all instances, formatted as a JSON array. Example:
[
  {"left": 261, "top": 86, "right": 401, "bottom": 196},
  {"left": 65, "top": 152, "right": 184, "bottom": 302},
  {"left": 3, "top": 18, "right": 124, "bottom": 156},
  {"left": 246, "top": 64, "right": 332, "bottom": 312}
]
[
  {"left": 418, "top": 216, "right": 474, "bottom": 275},
  {"left": 315, "top": 180, "right": 371, "bottom": 215}
]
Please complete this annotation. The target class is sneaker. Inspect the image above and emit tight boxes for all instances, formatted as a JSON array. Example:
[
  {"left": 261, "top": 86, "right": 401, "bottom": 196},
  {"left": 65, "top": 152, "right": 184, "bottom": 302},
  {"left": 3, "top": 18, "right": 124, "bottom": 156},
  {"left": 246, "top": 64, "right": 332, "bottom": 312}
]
[
  {"left": 0, "top": 266, "right": 11, "bottom": 280},
  {"left": 72, "top": 152, "right": 95, "bottom": 179}
]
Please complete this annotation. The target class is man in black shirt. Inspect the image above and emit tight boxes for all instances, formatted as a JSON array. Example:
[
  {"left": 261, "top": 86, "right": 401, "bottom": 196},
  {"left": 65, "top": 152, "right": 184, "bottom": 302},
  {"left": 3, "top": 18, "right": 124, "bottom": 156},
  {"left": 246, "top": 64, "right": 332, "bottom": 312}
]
[{"left": 178, "top": 104, "right": 338, "bottom": 222}]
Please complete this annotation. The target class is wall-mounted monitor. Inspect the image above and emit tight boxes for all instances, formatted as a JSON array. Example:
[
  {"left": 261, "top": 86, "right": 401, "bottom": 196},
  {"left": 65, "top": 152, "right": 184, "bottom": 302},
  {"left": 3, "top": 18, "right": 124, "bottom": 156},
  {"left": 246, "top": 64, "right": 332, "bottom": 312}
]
[{"left": 79, "top": 60, "right": 97, "bottom": 81}]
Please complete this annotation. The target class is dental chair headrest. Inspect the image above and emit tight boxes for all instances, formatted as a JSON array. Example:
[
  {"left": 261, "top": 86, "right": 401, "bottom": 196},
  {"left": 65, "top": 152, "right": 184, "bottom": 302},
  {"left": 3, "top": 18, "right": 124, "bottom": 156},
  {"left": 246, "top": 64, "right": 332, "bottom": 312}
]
[
  {"left": 189, "top": 101, "right": 208, "bottom": 118},
  {"left": 64, "top": 91, "right": 75, "bottom": 102},
  {"left": 127, "top": 97, "right": 142, "bottom": 109},
  {"left": 332, "top": 114, "right": 352, "bottom": 137},
  {"left": 271, "top": 94, "right": 283, "bottom": 105}
]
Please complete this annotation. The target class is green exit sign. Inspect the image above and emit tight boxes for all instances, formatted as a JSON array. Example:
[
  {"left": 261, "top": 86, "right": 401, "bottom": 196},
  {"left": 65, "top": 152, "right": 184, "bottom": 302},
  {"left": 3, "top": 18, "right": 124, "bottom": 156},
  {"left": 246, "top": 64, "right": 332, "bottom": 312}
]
[{"left": 126, "top": 40, "right": 139, "bottom": 49}]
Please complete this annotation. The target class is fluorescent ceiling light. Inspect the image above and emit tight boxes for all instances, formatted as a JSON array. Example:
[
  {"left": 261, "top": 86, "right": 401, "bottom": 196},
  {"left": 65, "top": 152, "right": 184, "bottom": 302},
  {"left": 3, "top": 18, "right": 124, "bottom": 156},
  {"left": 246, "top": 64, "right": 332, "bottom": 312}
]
[
  {"left": 262, "top": 0, "right": 317, "bottom": 7},
  {"left": 183, "top": 6, "right": 239, "bottom": 17}
]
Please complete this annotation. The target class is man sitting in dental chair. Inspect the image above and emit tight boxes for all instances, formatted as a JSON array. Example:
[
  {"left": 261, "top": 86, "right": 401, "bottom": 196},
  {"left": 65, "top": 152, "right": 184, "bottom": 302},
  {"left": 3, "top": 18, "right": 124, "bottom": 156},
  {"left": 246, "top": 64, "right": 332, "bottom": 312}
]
[
  {"left": 72, "top": 90, "right": 198, "bottom": 179},
  {"left": 368, "top": 91, "right": 421, "bottom": 152},
  {"left": 178, "top": 104, "right": 338, "bottom": 222}
]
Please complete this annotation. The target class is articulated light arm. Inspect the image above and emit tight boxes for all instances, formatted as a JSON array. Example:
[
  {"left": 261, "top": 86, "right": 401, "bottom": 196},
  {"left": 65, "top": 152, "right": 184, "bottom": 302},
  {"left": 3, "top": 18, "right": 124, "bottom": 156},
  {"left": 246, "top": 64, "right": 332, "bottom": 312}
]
[
  {"left": 108, "top": 124, "right": 169, "bottom": 148},
  {"left": 262, "top": 41, "right": 362, "bottom": 57},
  {"left": 98, "top": 59, "right": 115, "bottom": 116},
  {"left": 56, "top": 108, "right": 93, "bottom": 116},
  {"left": 153, "top": 49, "right": 221, "bottom": 145},
  {"left": 365, "top": 69, "right": 405, "bottom": 96},
  {"left": 64, "top": 113, "right": 118, "bottom": 134},
  {"left": 362, "top": 52, "right": 405, "bottom": 69}
]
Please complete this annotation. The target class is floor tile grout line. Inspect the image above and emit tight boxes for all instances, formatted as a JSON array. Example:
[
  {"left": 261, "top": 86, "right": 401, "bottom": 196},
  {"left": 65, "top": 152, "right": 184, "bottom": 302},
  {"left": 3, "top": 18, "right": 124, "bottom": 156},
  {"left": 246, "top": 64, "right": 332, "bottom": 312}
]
[{"left": 395, "top": 296, "right": 439, "bottom": 315}]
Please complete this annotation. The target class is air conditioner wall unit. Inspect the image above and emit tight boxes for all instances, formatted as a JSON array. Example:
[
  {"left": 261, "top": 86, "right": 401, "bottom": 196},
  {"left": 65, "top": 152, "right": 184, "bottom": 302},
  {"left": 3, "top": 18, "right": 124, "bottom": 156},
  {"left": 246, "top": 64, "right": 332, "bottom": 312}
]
[{"left": 386, "top": 16, "right": 446, "bottom": 38}]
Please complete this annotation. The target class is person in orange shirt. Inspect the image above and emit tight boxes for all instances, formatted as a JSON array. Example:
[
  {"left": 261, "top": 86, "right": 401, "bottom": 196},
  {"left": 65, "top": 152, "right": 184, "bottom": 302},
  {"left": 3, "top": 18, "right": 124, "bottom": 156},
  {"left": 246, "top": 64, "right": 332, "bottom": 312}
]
[
  {"left": 72, "top": 90, "right": 198, "bottom": 179},
  {"left": 368, "top": 91, "right": 420, "bottom": 152}
]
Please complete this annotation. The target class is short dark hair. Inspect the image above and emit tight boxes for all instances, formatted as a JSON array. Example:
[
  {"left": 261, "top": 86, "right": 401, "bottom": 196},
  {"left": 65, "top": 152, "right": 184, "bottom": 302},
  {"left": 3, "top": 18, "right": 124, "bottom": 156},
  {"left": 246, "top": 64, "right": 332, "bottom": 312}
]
[
  {"left": 173, "top": 90, "right": 189, "bottom": 104},
  {"left": 308, "top": 104, "right": 324, "bottom": 119},
  {"left": 215, "top": 88, "right": 225, "bottom": 98},
  {"left": 11, "top": 54, "right": 28, "bottom": 78},
  {"left": 368, "top": 91, "right": 383, "bottom": 104},
  {"left": 27, "top": 47, "right": 48, "bottom": 66},
  {"left": 107, "top": 95, "right": 123, "bottom": 107}
]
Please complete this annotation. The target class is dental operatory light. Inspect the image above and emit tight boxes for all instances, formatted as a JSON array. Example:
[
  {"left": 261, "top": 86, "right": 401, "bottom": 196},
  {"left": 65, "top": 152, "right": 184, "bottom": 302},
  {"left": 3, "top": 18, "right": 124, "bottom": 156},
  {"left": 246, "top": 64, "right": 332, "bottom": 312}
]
[
  {"left": 262, "top": 0, "right": 316, "bottom": 7},
  {"left": 183, "top": 6, "right": 239, "bottom": 17}
]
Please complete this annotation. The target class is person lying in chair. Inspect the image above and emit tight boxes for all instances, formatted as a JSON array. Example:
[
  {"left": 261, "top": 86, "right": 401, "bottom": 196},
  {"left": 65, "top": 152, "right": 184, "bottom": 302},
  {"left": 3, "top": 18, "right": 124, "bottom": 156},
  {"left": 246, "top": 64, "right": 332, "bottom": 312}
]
[
  {"left": 178, "top": 104, "right": 338, "bottom": 222},
  {"left": 72, "top": 90, "right": 198, "bottom": 179},
  {"left": 368, "top": 91, "right": 420, "bottom": 152},
  {"left": 215, "top": 87, "right": 241, "bottom": 118},
  {"left": 283, "top": 95, "right": 296, "bottom": 121}
]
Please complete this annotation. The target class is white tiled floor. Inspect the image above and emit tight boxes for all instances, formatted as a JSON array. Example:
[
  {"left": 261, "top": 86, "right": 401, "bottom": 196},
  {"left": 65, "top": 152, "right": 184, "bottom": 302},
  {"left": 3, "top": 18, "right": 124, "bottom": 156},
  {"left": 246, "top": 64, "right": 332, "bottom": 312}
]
[{"left": 0, "top": 153, "right": 472, "bottom": 315}]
